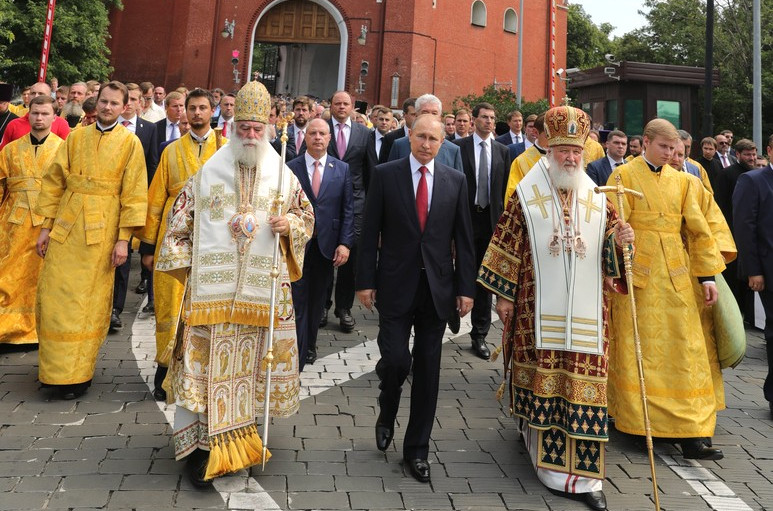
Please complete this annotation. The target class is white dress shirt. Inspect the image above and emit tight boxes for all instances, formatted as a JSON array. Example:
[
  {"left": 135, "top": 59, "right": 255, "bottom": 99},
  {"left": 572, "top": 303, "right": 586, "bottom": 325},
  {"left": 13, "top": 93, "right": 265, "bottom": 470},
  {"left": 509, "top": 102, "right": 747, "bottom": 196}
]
[
  {"left": 409, "top": 154, "right": 434, "bottom": 211},
  {"left": 304, "top": 152, "right": 328, "bottom": 185},
  {"left": 117, "top": 114, "right": 138, "bottom": 134}
]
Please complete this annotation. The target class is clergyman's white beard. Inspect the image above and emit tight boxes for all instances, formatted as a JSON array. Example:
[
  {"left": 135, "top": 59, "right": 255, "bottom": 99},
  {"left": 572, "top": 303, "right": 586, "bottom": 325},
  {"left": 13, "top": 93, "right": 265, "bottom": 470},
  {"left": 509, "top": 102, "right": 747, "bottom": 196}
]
[
  {"left": 546, "top": 152, "right": 585, "bottom": 192},
  {"left": 232, "top": 133, "right": 270, "bottom": 168}
]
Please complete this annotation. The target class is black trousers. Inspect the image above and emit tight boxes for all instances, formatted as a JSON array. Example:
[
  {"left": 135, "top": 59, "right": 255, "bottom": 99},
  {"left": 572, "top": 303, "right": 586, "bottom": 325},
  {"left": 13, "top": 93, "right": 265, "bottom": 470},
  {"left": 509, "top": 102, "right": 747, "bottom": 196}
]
[
  {"left": 326, "top": 244, "right": 357, "bottom": 312},
  {"left": 113, "top": 258, "right": 130, "bottom": 313},
  {"left": 470, "top": 208, "right": 493, "bottom": 340},
  {"left": 375, "top": 271, "right": 446, "bottom": 460},
  {"left": 291, "top": 239, "right": 333, "bottom": 372},
  {"left": 759, "top": 289, "right": 773, "bottom": 403}
]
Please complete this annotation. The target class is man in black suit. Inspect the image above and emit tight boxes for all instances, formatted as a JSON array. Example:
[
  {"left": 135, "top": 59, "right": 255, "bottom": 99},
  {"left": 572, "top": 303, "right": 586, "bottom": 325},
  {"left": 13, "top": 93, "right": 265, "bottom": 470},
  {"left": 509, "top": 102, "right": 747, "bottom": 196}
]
[
  {"left": 379, "top": 97, "right": 415, "bottom": 164},
  {"left": 356, "top": 114, "right": 475, "bottom": 483},
  {"left": 495, "top": 110, "right": 524, "bottom": 146},
  {"left": 151, "top": 91, "right": 185, "bottom": 158},
  {"left": 714, "top": 133, "right": 738, "bottom": 168},
  {"left": 368, "top": 106, "right": 394, "bottom": 164},
  {"left": 448, "top": 109, "right": 471, "bottom": 141},
  {"left": 289, "top": 119, "right": 354, "bottom": 370},
  {"left": 110, "top": 83, "right": 158, "bottom": 330},
  {"left": 733, "top": 134, "right": 773, "bottom": 420},
  {"left": 452, "top": 102, "right": 511, "bottom": 359},
  {"left": 0, "top": 84, "right": 19, "bottom": 141},
  {"left": 325, "top": 90, "right": 376, "bottom": 332},
  {"left": 697, "top": 136, "right": 724, "bottom": 189},
  {"left": 586, "top": 129, "right": 627, "bottom": 186},
  {"left": 284, "top": 95, "right": 313, "bottom": 162}
]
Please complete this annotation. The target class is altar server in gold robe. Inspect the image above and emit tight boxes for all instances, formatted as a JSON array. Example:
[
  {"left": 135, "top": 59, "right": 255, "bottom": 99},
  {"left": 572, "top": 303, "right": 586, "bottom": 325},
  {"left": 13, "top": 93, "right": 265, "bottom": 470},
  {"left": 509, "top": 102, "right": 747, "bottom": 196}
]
[
  {"left": 504, "top": 112, "right": 547, "bottom": 201},
  {"left": 0, "top": 95, "right": 62, "bottom": 345},
  {"left": 136, "top": 87, "right": 221, "bottom": 402},
  {"left": 606, "top": 118, "right": 727, "bottom": 460},
  {"left": 156, "top": 80, "right": 313, "bottom": 486},
  {"left": 35, "top": 81, "right": 147, "bottom": 400}
]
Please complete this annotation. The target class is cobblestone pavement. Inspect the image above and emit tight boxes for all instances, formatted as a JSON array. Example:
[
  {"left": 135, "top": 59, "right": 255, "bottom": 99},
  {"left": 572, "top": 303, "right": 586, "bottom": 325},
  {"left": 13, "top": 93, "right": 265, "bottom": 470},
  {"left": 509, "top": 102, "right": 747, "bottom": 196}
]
[{"left": 1, "top": 259, "right": 771, "bottom": 510}]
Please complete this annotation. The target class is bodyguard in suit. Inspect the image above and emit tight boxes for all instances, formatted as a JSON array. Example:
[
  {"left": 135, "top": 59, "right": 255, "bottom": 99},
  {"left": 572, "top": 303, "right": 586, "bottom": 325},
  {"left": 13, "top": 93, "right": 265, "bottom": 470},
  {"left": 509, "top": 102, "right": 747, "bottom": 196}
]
[
  {"left": 388, "top": 94, "right": 464, "bottom": 173},
  {"left": 507, "top": 141, "right": 525, "bottom": 161},
  {"left": 368, "top": 106, "right": 394, "bottom": 164},
  {"left": 495, "top": 110, "right": 525, "bottom": 146},
  {"left": 111, "top": 83, "right": 158, "bottom": 330},
  {"left": 325, "top": 91, "right": 377, "bottom": 332},
  {"left": 586, "top": 129, "right": 627, "bottom": 186},
  {"left": 452, "top": 102, "right": 511, "bottom": 359},
  {"left": 289, "top": 119, "right": 354, "bottom": 370},
  {"left": 150, "top": 91, "right": 185, "bottom": 159},
  {"left": 356, "top": 115, "right": 475, "bottom": 483},
  {"left": 380, "top": 97, "right": 415, "bottom": 163},
  {"left": 732, "top": 134, "right": 773, "bottom": 420},
  {"left": 286, "top": 95, "right": 313, "bottom": 161}
]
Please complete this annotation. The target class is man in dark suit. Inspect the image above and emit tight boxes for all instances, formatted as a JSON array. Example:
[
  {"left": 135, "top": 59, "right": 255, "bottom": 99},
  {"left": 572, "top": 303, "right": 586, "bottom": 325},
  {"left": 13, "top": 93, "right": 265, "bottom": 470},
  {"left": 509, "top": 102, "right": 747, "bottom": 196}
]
[
  {"left": 380, "top": 97, "right": 415, "bottom": 164},
  {"left": 110, "top": 83, "right": 159, "bottom": 331},
  {"left": 285, "top": 95, "right": 313, "bottom": 161},
  {"left": 732, "top": 134, "right": 773, "bottom": 420},
  {"left": 447, "top": 109, "right": 472, "bottom": 141},
  {"left": 452, "top": 102, "right": 511, "bottom": 359},
  {"left": 325, "top": 90, "right": 376, "bottom": 332},
  {"left": 150, "top": 91, "right": 185, "bottom": 158},
  {"left": 495, "top": 110, "right": 524, "bottom": 146},
  {"left": 714, "top": 133, "right": 738, "bottom": 168},
  {"left": 368, "top": 106, "right": 394, "bottom": 164},
  {"left": 356, "top": 114, "right": 475, "bottom": 483},
  {"left": 697, "top": 136, "right": 724, "bottom": 189},
  {"left": 388, "top": 94, "right": 464, "bottom": 172},
  {"left": 289, "top": 119, "right": 354, "bottom": 370},
  {"left": 507, "top": 141, "right": 525, "bottom": 161},
  {"left": 586, "top": 129, "right": 627, "bottom": 186}
]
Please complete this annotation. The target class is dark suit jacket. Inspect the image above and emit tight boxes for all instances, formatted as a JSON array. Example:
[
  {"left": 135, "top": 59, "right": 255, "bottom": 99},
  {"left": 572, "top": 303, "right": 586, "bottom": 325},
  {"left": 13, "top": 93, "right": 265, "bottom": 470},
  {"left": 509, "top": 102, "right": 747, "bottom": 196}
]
[
  {"left": 368, "top": 130, "right": 391, "bottom": 166},
  {"left": 287, "top": 154, "right": 354, "bottom": 259},
  {"left": 152, "top": 118, "right": 173, "bottom": 157},
  {"left": 380, "top": 126, "right": 409, "bottom": 165},
  {"left": 586, "top": 156, "right": 617, "bottom": 187},
  {"left": 507, "top": 141, "right": 525, "bottom": 161},
  {"left": 133, "top": 117, "right": 159, "bottom": 182},
  {"left": 286, "top": 124, "right": 305, "bottom": 159},
  {"left": 495, "top": 131, "right": 523, "bottom": 146},
  {"left": 452, "top": 136, "right": 511, "bottom": 232},
  {"left": 714, "top": 162, "right": 751, "bottom": 230},
  {"left": 714, "top": 152, "right": 738, "bottom": 167},
  {"left": 732, "top": 165, "right": 773, "bottom": 281},
  {"left": 356, "top": 157, "right": 476, "bottom": 319},
  {"left": 388, "top": 137, "right": 464, "bottom": 173},
  {"left": 327, "top": 119, "right": 375, "bottom": 236}
]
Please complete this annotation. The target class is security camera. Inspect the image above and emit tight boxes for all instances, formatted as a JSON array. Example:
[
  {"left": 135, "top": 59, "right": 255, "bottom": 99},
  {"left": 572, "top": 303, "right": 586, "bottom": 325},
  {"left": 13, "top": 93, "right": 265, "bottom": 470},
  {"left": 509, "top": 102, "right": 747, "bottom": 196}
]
[
  {"left": 605, "top": 54, "right": 620, "bottom": 66},
  {"left": 556, "top": 68, "right": 565, "bottom": 76},
  {"left": 566, "top": 67, "right": 580, "bottom": 74},
  {"left": 604, "top": 67, "right": 616, "bottom": 75}
]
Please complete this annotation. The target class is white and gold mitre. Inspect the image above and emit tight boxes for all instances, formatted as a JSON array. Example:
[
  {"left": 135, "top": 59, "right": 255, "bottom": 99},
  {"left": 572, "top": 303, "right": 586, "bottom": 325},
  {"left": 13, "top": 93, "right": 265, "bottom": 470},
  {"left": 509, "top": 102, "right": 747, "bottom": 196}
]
[{"left": 234, "top": 80, "right": 271, "bottom": 123}]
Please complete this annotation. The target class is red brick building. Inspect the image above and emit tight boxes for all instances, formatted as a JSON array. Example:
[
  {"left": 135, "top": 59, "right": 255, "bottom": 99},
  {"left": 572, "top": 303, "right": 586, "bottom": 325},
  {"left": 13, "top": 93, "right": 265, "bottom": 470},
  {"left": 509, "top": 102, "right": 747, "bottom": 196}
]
[{"left": 108, "top": 0, "right": 567, "bottom": 108}]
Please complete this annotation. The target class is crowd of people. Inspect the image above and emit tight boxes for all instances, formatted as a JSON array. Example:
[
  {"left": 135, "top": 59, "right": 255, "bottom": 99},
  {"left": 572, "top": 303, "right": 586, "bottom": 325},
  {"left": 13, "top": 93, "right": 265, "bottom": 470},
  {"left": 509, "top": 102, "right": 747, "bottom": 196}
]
[{"left": 0, "top": 76, "right": 771, "bottom": 511}]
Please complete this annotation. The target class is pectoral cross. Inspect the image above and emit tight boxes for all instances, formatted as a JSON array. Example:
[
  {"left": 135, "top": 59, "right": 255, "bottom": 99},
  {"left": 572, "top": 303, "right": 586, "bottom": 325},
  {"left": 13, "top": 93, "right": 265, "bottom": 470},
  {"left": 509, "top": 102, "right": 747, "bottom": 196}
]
[
  {"left": 578, "top": 189, "right": 602, "bottom": 223},
  {"left": 527, "top": 185, "right": 552, "bottom": 219}
]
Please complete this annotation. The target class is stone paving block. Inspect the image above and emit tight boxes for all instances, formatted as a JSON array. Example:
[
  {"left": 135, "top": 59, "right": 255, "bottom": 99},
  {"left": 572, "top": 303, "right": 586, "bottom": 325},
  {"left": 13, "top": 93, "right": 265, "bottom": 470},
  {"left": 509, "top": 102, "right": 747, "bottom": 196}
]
[
  {"left": 2, "top": 424, "right": 60, "bottom": 437},
  {"left": 61, "top": 474, "right": 123, "bottom": 490},
  {"left": 428, "top": 476, "right": 471, "bottom": 493},
  {"left": 348, "top": 491, "right": 404, "bottom": 509},
  {"left": 248, "top": 474, "right": 287, "bottom": 491},
  {"left": 286, "top": 474, "right": 335, "bottom": 491},
  {"left": 99, "top": 458, "right": 152, "bottom": 474},
  {"left": 228, "top": 492, "right": 282, "bottom": 510},
  {"left": 0, "top": 460, "right": 46, "bottom": 477},
  {"left": 258, "top": 460, "right": 309, "bottom": 476},
  {"left": 149, "top": 458, "right": 180, "bottom": 475},
  {"left": 401, "top": 492, "right": 453, "bottom": 509},
  {"left": 450, "top": 492, "right": 507, "bottom": 509},
  {"left": 346, "top": 461, "right": 404, "bottom": 477},
  {"left": 128, "top": 434, "right": 172, "bottom": 448},
  {"left": 302, "top": 437, "right": 353, "bottom": 450},
  {"left": 59, "top": 423, "right": 119, "bottom": 437},
  {"left": 443, "top": 461, "right": 506, "bottom": 478},
  {"left": 435, "top": 450, "right": 495, "bottom": 464},
  {"left": 106, "top": 447, "right": 155, "bottom": 459},
  {"left": 172, "top": 489, "right": 228, "bottom": 509},
  {"left": 121, "top": 474, "right": 180, "bottom": 490},
  {"left": 333, "top": 475, "right": 384, "bottom": 492},
  {"left": 306, "top": 461, "right": 348, "bottom": 475},
  {"left": 51, "top": 447, "right": 108, "bottom": 462},
  {"left": 48, "top": 489, "right": 110, "bottom": 508},
  {"left": 287, "top": 490, "right": 350, "bottom": 509},
  {"left": 296, "top": 449, "right": 345, "bottom": 462},
  {"left": 109, "top": 490, "right": 175, "bottom": 508},
  {"left": 0, "top": 492, "right": 48, "bottom": 510},
  {"left": 15, "top": 475, "right": 61, "bottom": 492},
  {"left": 0, "top": 477, "right": 19, "bottom": 491}
]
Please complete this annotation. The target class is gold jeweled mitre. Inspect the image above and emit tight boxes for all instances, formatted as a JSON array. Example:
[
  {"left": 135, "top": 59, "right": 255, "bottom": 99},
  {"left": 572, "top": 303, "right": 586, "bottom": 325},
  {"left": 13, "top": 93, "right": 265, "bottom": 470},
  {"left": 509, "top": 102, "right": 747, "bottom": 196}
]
[
  {"left": 234, "top": 80, "right": 271, "bottom": 123},
  {"left": 544, "top": 105, "right": 591, "bottom": 148}
]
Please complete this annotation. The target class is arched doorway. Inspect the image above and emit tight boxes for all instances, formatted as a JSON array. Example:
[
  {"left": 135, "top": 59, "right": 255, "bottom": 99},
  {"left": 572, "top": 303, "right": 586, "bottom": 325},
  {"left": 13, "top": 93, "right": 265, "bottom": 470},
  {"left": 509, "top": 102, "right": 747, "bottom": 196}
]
[{"left": 248, "top": 0, "right": 347, "bottom": 98}]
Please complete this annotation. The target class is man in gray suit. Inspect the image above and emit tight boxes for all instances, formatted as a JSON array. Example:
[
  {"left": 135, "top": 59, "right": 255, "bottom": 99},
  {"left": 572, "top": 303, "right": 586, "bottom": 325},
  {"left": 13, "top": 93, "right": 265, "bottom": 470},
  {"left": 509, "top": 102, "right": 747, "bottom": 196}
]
[{"left": 387, "top": 94, "right": 463, "bottom": 173}]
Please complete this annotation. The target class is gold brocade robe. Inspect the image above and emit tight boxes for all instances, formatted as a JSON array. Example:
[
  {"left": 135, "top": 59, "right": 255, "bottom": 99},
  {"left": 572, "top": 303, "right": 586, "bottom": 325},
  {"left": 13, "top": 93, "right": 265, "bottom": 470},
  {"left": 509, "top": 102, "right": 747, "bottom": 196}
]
[
  {"left": 606, "top": 157, "right": 726, "bottom": 438},
  {"left": 504, "top": 145, "right": 543, "bottom": 202},
  {"left": 135, "top": 133, "right": 219, "bottom": 365},
  {"left": 35, "top": 124, "right": 148, "bottom": 385},
  {"left": 0, "top": 134, "right": 63, "bottom": 344},
  {"left": 583, "top": 137, "right": 604, "bottom": 168}
]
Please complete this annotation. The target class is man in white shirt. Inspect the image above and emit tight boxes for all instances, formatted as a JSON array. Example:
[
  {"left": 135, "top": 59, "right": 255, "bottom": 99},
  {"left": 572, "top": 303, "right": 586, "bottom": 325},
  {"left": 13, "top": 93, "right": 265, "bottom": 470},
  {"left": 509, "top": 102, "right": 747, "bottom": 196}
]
[
  {"left": 216, "top": 93, "right": 235, "bottom": 138},
  {"left": 495, "top": 110, "right": 524, "bottom": 145}
]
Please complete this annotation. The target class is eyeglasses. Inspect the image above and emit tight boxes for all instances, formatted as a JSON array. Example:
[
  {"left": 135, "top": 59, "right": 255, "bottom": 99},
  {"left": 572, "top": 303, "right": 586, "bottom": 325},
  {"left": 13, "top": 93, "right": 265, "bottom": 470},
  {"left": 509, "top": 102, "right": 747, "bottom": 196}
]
[{"left": 718, "top": 141, "right": 729, "bottom": 146}]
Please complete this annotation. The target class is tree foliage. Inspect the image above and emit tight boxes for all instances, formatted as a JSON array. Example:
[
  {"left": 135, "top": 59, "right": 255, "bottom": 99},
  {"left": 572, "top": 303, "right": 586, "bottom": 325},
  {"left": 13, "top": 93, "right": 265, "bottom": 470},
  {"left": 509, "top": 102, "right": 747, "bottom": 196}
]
[
  {"left": 566, "top": 4, "right": 615, "bottom": 70},
  {"left": 452, "top": 84, "right": 550, "bottom": 122},
  {"left": 0, "top": 0, "right": 122, "bottom": 87}
]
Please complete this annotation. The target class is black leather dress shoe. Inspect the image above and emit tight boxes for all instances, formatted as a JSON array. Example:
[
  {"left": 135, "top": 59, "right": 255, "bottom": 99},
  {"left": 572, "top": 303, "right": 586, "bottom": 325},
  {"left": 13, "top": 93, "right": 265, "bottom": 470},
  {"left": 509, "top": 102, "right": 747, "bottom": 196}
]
[
  {"left": 404, "top": 458, "right": 431, "bottom": 483},
  {"left": 110, "top": 309, "right": 122, "bottom": 331},
  {"left": 135, "top": 280, "right": 148, "bottom": 294},
  {"left": 306, "top": 348, "right": 317, "bottom": 365},
  {"left": 448, "top": 311, "right": 460, "bottom": 334},
  {"left": 319, "top": 308, "right": 329, "bottom": 328},
  {"left": 681, "top": 438, "right": 723, "bottom": 460},
  {"left": 548, "top": 488, "right": 607, "bottom": 511},
  {"left": 186, "top": 449, "right": 212, "bottom": 488},
  {"left": 335, "top": 309, "right": 355, "bottom": 333},
  {"left": 58, "top": 380, "right": 91, "bottom": 401},
  {"left": 142, "top": 300, "right": 155, "bottom": 315},
  {"left": 375, "top": 413, "right": 395, "bottom": 451},
  {"left": 471, "top": 337, "right": 490, "bottom": 360},
  {"left": 152, "top": 388, "right": 167, "bottom": 401}
]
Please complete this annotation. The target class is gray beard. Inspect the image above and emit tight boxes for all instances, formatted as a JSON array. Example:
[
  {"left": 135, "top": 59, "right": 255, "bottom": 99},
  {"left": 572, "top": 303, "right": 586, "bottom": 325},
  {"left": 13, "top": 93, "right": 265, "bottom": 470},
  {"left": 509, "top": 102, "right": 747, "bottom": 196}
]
[
  {"left": 231, "top": 135, "right": 270, "bottom": 168},
  {"left": 546, "top": 152, "right": 585, "bottom": 192}
]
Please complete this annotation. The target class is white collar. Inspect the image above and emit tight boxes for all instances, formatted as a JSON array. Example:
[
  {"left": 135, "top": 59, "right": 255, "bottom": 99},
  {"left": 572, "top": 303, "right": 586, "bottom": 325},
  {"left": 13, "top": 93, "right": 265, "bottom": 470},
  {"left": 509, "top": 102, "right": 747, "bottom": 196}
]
[{"left": 409, "top": 153, "right": 434, "bottom": 175}]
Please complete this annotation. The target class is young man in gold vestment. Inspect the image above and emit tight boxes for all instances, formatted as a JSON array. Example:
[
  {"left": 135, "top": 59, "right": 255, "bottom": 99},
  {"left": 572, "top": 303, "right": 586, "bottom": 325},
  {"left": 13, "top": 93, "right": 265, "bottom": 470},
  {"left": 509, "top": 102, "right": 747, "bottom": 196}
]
[
  {"left": 155, "top": 80, "right": 313, "bottom": 487},
  {"left": 606, "top": 119, "right": 727, "bottom": 460},
  {"left": 35, "top": 81, "right": 148, "bottom": 400},
  {"left": 136, "top": 88, "right": 221, "bottom": 402},
  {"left": 0, "top": 96, "right": 63, "bottom": 345}
]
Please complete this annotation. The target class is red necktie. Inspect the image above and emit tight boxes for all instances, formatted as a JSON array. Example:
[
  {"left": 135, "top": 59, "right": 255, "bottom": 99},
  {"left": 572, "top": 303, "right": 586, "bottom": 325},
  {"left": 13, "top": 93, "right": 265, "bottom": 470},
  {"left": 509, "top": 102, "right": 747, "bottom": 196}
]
[
  {"left": 222, "top": 122, "right": 227, "bottom": 138},
  {"left": 311, "top": 160, "right": 321, "bottom": 198},
  {"left": 121, "top": 120, "right": 130, "bottom": 127},
  {"left": 416, "top": 166, "right": 428, "bottom": 232}
]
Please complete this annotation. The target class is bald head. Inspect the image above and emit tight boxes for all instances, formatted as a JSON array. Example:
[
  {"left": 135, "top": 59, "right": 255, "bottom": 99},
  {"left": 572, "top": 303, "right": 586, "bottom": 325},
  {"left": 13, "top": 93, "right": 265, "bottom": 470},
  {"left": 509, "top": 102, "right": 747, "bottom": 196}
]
[{"left": 29, "top": 82, "right": 52, "bottom": 99}]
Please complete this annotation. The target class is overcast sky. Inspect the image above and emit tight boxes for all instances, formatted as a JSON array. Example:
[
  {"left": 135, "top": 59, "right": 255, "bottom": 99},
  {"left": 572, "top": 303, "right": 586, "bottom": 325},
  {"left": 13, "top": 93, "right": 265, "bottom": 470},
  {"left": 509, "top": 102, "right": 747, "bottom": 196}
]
[{"left": 571, "top": 0, "right": 649, "bottom": 38}]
